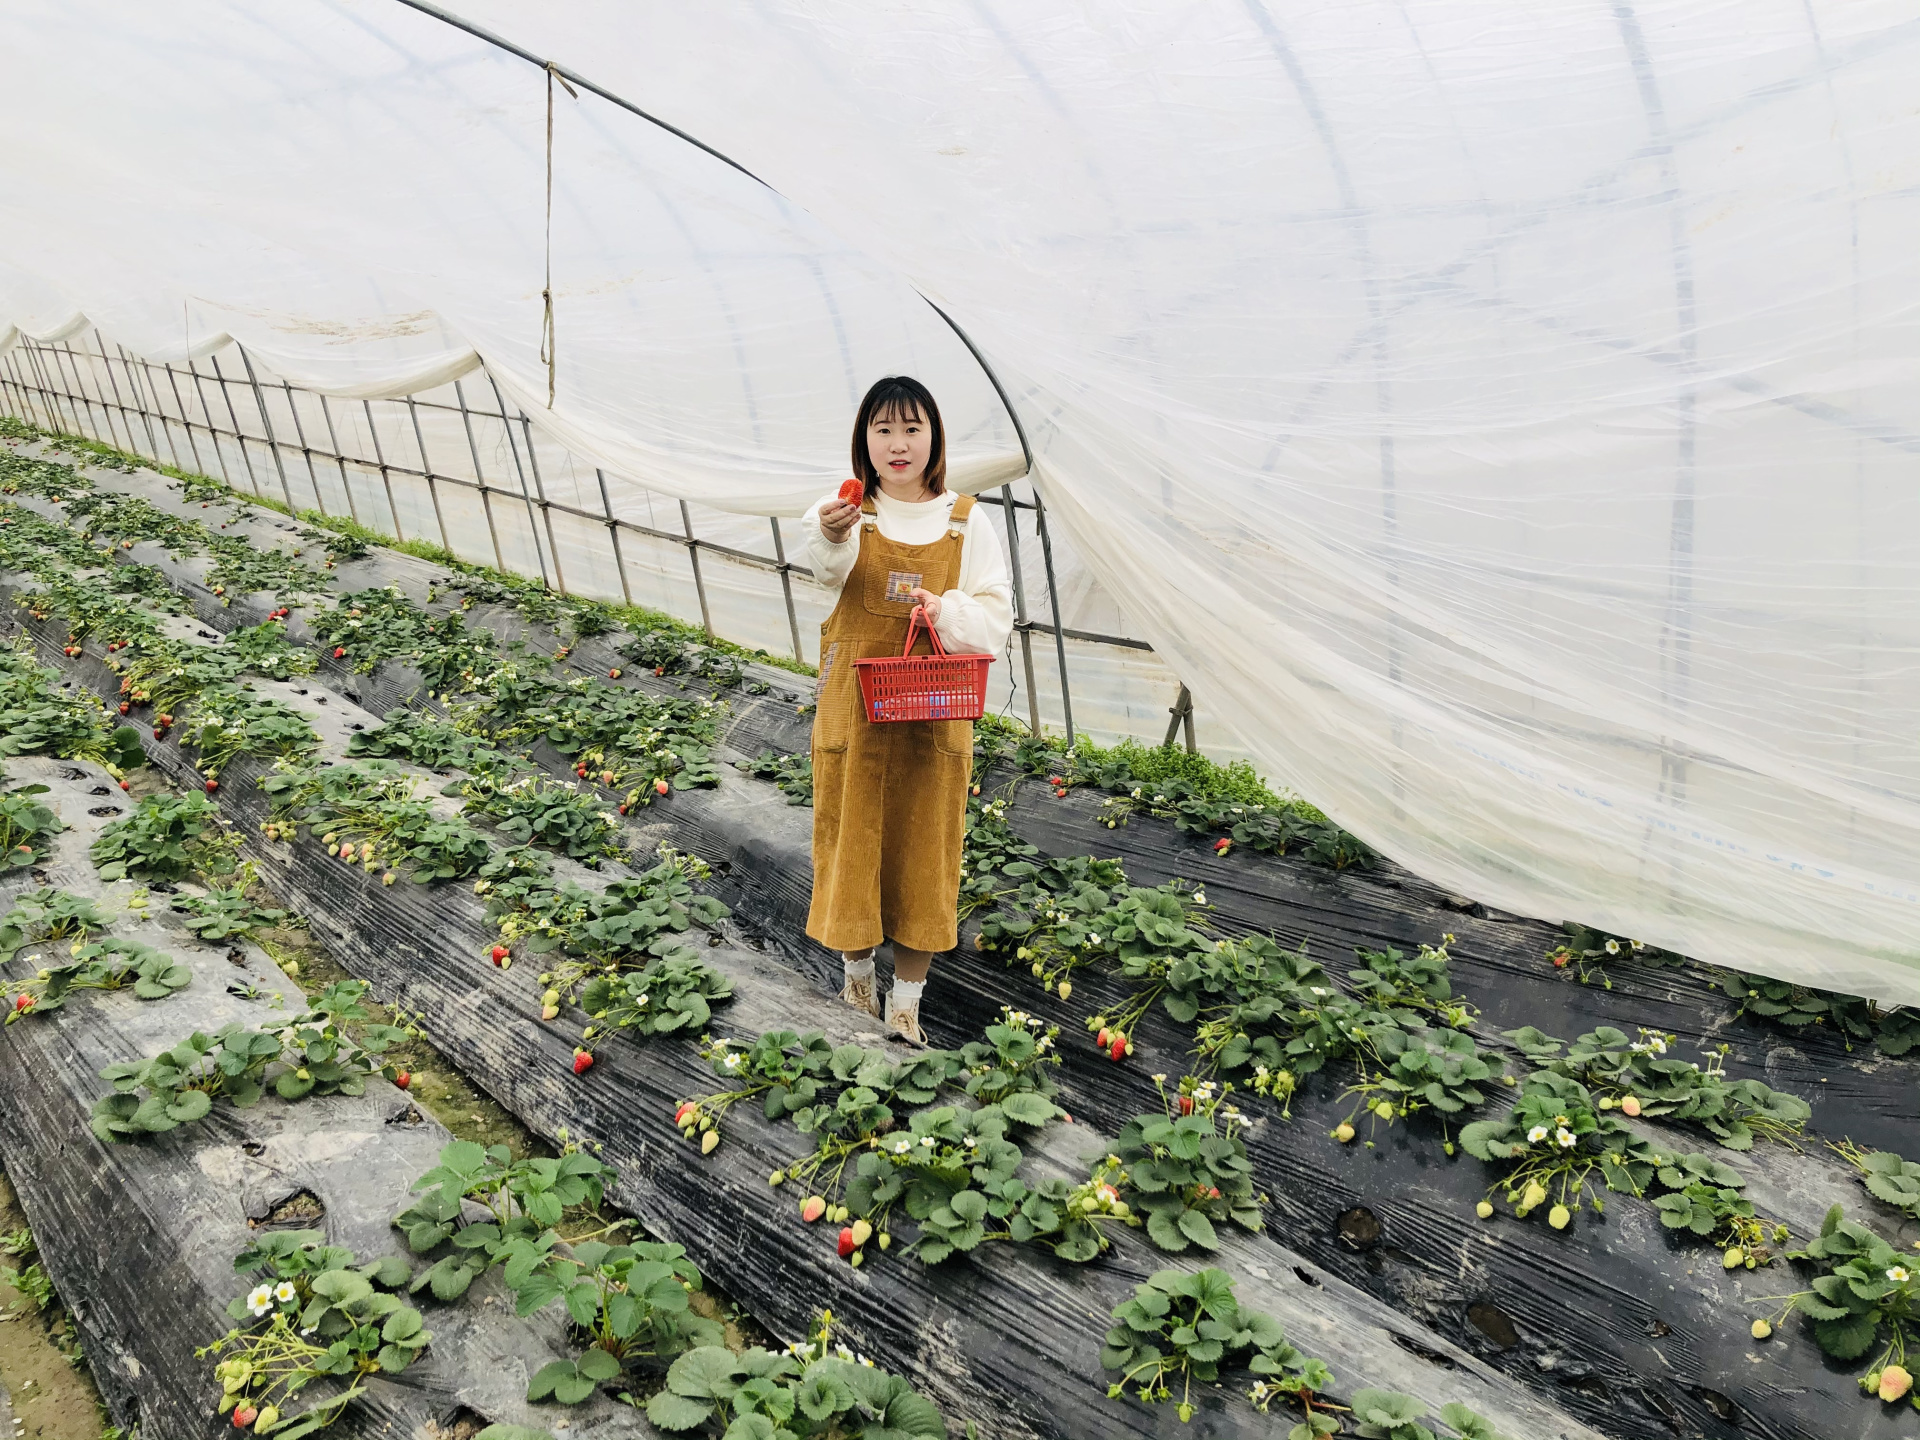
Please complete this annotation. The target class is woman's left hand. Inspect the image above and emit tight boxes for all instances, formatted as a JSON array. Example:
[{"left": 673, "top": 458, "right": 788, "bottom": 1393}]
[{"left": 909, "top": 587, "right": 941, "bottom": 625}]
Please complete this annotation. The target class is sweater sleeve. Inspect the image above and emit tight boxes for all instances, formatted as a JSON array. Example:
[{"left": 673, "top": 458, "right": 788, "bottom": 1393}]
[
  {"left": 798, "top": 494, "right": 859, "bottom": 594},
  {"left": 934, "top": 504, "right": 1015, "bottom": 657}
]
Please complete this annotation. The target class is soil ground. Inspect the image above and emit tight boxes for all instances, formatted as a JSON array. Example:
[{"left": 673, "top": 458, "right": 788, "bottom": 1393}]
[{"left": 0, "top": 1173, "right": 114, "bottom": 1440}]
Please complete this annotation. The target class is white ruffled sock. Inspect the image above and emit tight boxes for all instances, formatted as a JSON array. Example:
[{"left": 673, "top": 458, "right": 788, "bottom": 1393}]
[
  {"left": 842, "top": 952, "right": 875, "bottom": 981},
  {"left": 888, "top": 977, "right": 926, "bottom": 1013}
]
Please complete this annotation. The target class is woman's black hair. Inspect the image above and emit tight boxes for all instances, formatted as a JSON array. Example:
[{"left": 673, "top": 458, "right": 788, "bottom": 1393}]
[{"left": 851, "top": 376, "right": 946, "bottom": 497}]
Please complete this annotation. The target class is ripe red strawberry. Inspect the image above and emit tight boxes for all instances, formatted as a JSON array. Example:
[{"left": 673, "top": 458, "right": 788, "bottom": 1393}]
[
  {"left": 572, "top": 1049, "right": 594, "bottom": 1075},
  {"left": 158, "top": 713, "right": 173, "bottom": 726},
  {"left": 118, "top": 780, "right": 129, "bottom": 792},
  {"left": 332, "top": 647, "right": 346, "bottom": 659},
  {"left": 232, "top": 1408, "right": 256, "bottom": 1429},
  {"left": 838, "top": 478, "right": 865, "bottom": 507},
  {"left": 118, "top": 703, "right": 129, "bottom": 715},
  {"left": 1213, "top": 837, "right": 1231, "bottom": 854},
  {"left": 205, "top": 779, "right": 218, "bottom": 792},
  {"left": 1054, "top": 787, "right": 1066, "bottom": 798},
  {"left": 490, "top": 945, "right": 508, "bottom": 964},
  {"left": 837, "top": 1226, "right": 856, "bottom": 1258},
  {"left": 153, "top": 728, "right": 165, "bottom": 739},
  {"left": 654, "top": 778, "right": 669, "bottom": 796},
  {"left": 618, "top": 804, "right": 629, "bottom": 816},
  {"left": 1096, "top": 1027, "right": 1111, "bottom": 1049},
  {"left": 14, "top": 995, "right": 31, "bottom": 1012},
  {"left": 1109, "top": 1036, "right": 1128, "bottom": 1061},
  {"left": 394, "top": 1071, "right": 411, "bottom": 1090},
  {"left": 1178, "top": 1095, "right": 1194, "bottom": 1116},
  {"left": 653, "top": 666, "right": 665, "bottom": 676}
]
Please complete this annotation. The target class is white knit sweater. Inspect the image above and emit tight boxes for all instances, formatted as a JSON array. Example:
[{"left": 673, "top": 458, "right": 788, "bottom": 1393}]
[{"left": 799, "top": 488, "right": 1014, "bottom": 657}]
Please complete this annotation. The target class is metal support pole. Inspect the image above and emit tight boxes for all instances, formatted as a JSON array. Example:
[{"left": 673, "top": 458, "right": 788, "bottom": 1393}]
[
  {"left": 405, "top": 396, "right": 453, "bottom": 554},
  {"left": 1162, "top": 685, "right": 1197, "bottom": 753},
  {"left": 130, "top": 350, "right": 183, "bottom": 471},
  {"left": 97, "top": 334, "right": 154, "bottom": 461},
  {"left": 185, "top": 360, "right": 236, "bottom": 487},
  {"left": 1030, "top": 484, "right": 1076, "bottom": 745},
  {"left": 362, "top": 400, "right": 405, "bottom": 541},
  {"left": 84, "top": 339, "right": 134, "bottom": 454},
  {"left": 485, "top": 371, "right": 550, "bottom": 587},
  {"left": 679, "top": 499, "right": 712, "bottom": 637},
  {"left": 282, "top": 380, "right": 322, "bottom": 510},
  {"left": 995, "top": 484, "right": 1043, "bottom": 734},
  {"left": 455, "top": 380, "right": 507, "bottom": 572},
  {"left": 4, "top": 352, "right": 46, "bottom": 430},
  {"left": 769, "top": 518, "right": 804, "bottom": 662},
  {"left": 516, "top": 410, "right": 566, "bottom": 594},
  {"left": 51, "top": 344, "right": 102, "bottom": 443},
  {"left": 162, "top": 365, "right": 206, "bottom": 477},
  {"left": 596, "top": 469, "right": 634, "bottom": 606},
  {"left": 34, "top": 345, "right": 81, "bottom": 436},
  {"left": 317, "top": 395, "right": 358, "bottom": 525},
  {"left": 238, "top": 346, "right": 297, "bottom": 511},
  {"left": 207, "top": 353, "right": 262, "bottom": 494}
]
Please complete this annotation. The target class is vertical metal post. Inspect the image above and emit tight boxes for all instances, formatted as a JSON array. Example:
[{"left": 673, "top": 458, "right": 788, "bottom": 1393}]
[
  {"left": 130, "top": 351, "right": 183, "bottom": 471},
  {"left": 1030, "top": 484, "right": 1076, "bottom": 745},
  {"left": 995, "top": 485, "right": 1043, "bottom": 734},
  {"left": 51, "top": 344, "right": 103, "bottom": 443},
  {"left": 405, "top": 396, "right": 453, "bottom": 553},
  {"left": 237, "top": 346, "right": 297, "bottom": 511},
  {"left": 207, "top": 353, "right": 262, "bottom": 494},
  {"left": 33, "top": 345, "right": 81, "bottom": 436},
  {"left": 282, "top": 381, "right": 322, "bottom": 511},
  {"left": 184, "top": 360, "right": 234, "bottom": 486},
  {"left": 56, "top": 342, "right": 108, "bottom": 447},
  {"left": 362, "top": 400, "right": 405, "bottom": 541},
  {"left": 485, "top": 371, "right": 550, "bottom": 587},
  {"left": 455, "top": 380, "right": 506, "bottom": 572},
  {"left": 79, "top": 338, "right": 131, "bottom": 453},
  {"left": 769, "top": 518, "right": 804, "bottom": 662},
  {"left": 679, "top": 499, "right": 712, "bottom": 637},
  {"left": 4, "top": 352, "right": 46, "bottom": 430},
  {"left": 595, "top": 469, "right": 634, "bottom": 607},
  {"left": 317, "top": 395, "right": 359, "bottom": 525},
  {"left": 97, "top": 334, "right": 153, "bottom": 460},
  {"left": 516, "top": 410, "right": 567, "bottom": 594},
  {"left": 163, "top": 364, "right": 207, "bottom": 478}
]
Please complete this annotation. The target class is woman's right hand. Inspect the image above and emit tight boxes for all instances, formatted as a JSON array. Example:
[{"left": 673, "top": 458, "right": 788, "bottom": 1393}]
[{"left": 819, "top": 497, "right": 861, "bottom": 543}]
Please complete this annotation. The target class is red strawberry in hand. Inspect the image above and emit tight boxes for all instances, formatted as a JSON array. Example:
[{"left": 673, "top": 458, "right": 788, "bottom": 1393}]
[{"left": 838, "top": 479, "right": 865, "bottom": 507}]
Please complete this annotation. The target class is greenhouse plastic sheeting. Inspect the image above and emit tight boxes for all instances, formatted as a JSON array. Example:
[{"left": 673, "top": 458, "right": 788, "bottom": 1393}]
[{"left": 1, "top": 2, "right": 1917, "bottom": 1003}]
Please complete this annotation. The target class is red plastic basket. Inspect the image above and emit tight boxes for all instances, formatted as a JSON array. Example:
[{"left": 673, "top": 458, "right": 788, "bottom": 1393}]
[{"left": 853, "top": 607, "right": 993, "bottom": 724}]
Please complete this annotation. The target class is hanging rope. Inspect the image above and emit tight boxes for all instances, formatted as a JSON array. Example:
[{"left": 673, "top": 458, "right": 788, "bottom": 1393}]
[{"left": 540, "top": 61, "right": 578, "bottom": 408}]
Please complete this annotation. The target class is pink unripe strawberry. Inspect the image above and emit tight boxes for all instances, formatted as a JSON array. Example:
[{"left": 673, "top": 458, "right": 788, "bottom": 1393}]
[
  {"left": 654, "top": 778, "right": 669, "bottom": 795},
  {"left": 801, "top": 1196, "right": 827, "bottom": 1223},
  {"left": 232, "top": 1408, "right": 257, "bottom": 1429}
]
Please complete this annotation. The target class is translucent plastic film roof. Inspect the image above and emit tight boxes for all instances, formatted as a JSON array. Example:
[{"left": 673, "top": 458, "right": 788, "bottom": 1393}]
[{"left": 2, "top": 2, "right": 1918, "bottom": 1001}]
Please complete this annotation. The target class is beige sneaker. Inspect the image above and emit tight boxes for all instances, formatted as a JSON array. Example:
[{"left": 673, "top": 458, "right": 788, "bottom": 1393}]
[
  {"left": 885, "top": 994, "right": 924, "bottom": 1045},
  {"left": 840, "top": 966, "right": 881, "bottom": 1019}
]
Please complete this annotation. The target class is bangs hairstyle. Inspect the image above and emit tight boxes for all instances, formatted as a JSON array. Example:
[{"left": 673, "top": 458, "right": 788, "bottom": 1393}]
[{"left": 851, "top": 376, "right": 946, "bottom": 497}]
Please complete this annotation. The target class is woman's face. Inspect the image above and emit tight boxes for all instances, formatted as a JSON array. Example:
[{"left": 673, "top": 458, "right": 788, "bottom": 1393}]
[{"left": 867, "top": 405, "right": 933, "bottom": 492}]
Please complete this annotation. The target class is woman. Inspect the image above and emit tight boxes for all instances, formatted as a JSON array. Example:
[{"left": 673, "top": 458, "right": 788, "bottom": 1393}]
[{"left": 800, "top": 375, "right": 1013, "bottom": 1041}]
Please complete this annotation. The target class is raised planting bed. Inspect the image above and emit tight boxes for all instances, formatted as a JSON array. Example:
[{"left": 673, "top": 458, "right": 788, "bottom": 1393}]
[
  {"left": 0, "top": 756, "right": 656, "bottom": 1439},
  {"left": 5, "top": 432, "right": 1920, "bottom": 1440}
]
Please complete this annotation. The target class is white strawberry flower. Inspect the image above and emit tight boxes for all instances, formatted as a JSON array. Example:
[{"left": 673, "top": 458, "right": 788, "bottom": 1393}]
[
  {"left": 1527, "top": 1125, "right": 1550, "bottom": 1144},
  {"left": 919, "top": 1135, "right": 936, "bottom": 1147},
  {"left": 891, "top": 1138, "right": 911, "bottom": 1155},
  {"left": 246, "top": 1284, "right": 275, "bottom": 1316},
  {"left": 1604, "top": 939, "right": 1620, "bottom": 955},
  {"left": 273, "top": 1281, "right": 296, "bottom": 1303},
  {"left": 1889, "top": 1266, "right": 1912, "bottom": 1283},
  {"left": 1556, "top": 1128, "right": 1576, "bottom": 1148}
]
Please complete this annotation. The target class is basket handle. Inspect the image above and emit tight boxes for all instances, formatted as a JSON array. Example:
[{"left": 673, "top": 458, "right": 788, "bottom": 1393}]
[{"left": 903, "top": 605, "right": 949, "bottom": 658}]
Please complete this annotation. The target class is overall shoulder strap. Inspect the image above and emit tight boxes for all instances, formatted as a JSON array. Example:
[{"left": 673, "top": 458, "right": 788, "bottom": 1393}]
[{"left": 947, "top": 493, "right": 977, "bottom": 527}]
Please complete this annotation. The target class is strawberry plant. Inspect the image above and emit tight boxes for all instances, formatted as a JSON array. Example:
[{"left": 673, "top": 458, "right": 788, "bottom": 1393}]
[
  {"left": 394, "top": 1139, "right": 616, "bottom": 1301},
  {"left": 1835, "top": 1141, "right": 1920, "bottom": 1221},
  {"left": 1763, "top": 1204, "right": 1920, "bottom": 1381},
  {"left": 268, "top": 980, "right": 411, "bottom": 1100},
  {"left": 580, "top": 954, "right": 733, "bottom": 1040},
  {"left": 222, "top": 620, "right": 318, "bottom": 680},
  {"left": 0, "top": 783, "right": 63, "bottom": 871},
  {"left": 740, "top": 748, "right": 814, "bottom": 805},
  {"left": 675, "top": 1030, "right": 838, "bottom": 1142},
  {"left": 0, "top": 886, "right": 108, "bottom": 962},
  {"left": 1541, "top": 1025, "right": 1812, "bottom": 1149},
  {"left": 89, "top": 1025, "right": 284, "bottom": 1140},
  {"left": 8, "top": 936, "right": 190, "bottom": 1019},
  {"left": 170, "top": 872, "right": 292, "bottom": 940},
  {"left": 261, "top": 760, "right": 494, "bottom": 882},
  {"left": 503, "top": 1237, "right": 721, "bottom": 1401},
  {"left": 203, "top": 1236, "right": 430, "bottom": 1437},
  {"left": 346, "top": 710, "right": 494, "bottom": 769},
  {"left": 1101, "top": 1266, "right": 1330, "bottom": 1425},
  {"left": 181, "top": 684, "right": 319, "bottom": 778},
  {"left": 957, "top": 1006, "right": 1062, "bottom": 1125},
  {"left": 90, "top": 790, "right": 237, "bottom": 881},
  {"left": 455, "top": 768, "right": 622, "bottom": 862},
  {"left": 1344, "top": 1390, "right": 1516, "bottom": 1440},
  {"left": 1112, "top": 1077, "right": 1262, "bottom": 1252},
  {"left": 1724, "top": 971, "right": 1920, "bottom": 1056},
  {"left": 842, "top": 1104, "right": 1024, "bottom": 1260},
  {"left": 642, "top": 1313, "right": 946, "bottom": 1437},
  {"left": 0, "top": 643, "right": 125, "bottom": 763}
]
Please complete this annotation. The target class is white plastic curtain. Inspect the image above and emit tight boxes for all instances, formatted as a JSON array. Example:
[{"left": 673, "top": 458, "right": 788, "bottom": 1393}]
[{"left": 1, "top": 2, "right": 1917, "bottom": 1003}]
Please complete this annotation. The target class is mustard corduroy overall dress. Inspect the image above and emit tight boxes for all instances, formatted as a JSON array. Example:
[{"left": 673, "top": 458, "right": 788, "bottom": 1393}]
[{"left": 806, "top": 494, "right": 978, "bottom": 954}]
